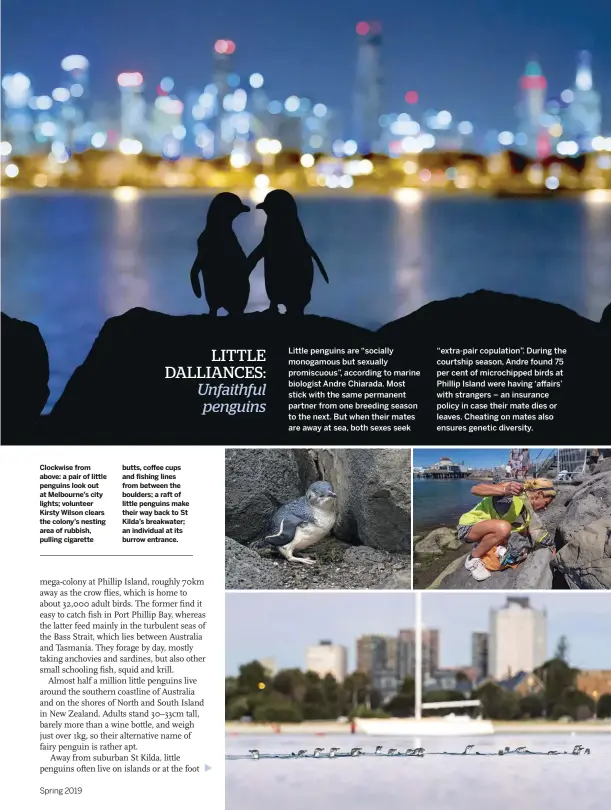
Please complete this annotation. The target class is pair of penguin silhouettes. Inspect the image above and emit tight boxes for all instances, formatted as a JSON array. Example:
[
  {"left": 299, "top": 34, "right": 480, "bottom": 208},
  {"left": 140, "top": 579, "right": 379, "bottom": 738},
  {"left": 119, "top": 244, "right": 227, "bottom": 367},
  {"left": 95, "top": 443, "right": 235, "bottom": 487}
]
[{"left": 190, "top": 190, "right": 329, "bottom": 316}]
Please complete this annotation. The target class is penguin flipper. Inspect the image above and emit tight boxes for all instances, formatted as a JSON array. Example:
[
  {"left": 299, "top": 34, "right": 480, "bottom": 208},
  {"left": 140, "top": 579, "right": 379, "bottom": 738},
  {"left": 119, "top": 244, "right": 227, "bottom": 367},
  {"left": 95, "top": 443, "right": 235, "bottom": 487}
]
[
  {"left": 310, "top": 247, "right": 329, "bottom": 283},
  {"left": 264, "top": 514, "right": 305, "bottom": 547},
  {"left": 190, "top": 260, "right": 203, "bottom": 298},
  {"left": 246, "top": 242, "right": 265, "bottom": 275}
]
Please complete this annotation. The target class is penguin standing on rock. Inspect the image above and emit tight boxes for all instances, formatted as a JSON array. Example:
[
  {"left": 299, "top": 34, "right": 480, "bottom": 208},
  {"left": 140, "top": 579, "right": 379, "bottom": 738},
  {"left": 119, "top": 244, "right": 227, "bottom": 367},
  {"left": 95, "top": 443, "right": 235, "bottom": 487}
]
[
  {"left": 190, "top": 192, "right": 250, "bottom": 315},
  {"left": 263, "top": 481, "right": 337, "bottom": 564},
  {"left": 247, "top": 189, "right": 329, "bottom": 314}
]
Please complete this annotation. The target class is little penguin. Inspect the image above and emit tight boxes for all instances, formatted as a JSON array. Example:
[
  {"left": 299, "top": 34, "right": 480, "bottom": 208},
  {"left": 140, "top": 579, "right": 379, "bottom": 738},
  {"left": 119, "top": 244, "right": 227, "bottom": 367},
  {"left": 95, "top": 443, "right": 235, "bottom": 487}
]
[
  {"left": 263, "top": 481, "right": 337, "bottom": 564},
  {"left": 190, "top": 192, "right": 250, "bottom": 316},
  {"left": 246, "top": 189, "right": 329, "bottom": 315}
]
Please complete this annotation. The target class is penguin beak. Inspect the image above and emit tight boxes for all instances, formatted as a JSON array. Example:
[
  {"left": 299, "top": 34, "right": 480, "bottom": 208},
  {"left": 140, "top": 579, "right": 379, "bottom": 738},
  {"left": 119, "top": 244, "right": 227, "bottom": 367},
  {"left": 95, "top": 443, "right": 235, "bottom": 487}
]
[
  {"left": 256, "top": 202, "right": 265, "bottom": 210},
  {"left": 241, "top": 204, "right": 250, "bottom": 213},
  {"left": 328, "top": 492, "right": 337, "bottom": 499}
]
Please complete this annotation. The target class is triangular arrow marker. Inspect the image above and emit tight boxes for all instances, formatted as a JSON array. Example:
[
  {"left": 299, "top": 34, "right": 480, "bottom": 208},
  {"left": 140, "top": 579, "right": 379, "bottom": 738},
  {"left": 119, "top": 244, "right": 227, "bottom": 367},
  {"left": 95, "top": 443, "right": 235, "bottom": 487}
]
[{"left": 205, "top": 764, "right": 212, "bottom": 772}]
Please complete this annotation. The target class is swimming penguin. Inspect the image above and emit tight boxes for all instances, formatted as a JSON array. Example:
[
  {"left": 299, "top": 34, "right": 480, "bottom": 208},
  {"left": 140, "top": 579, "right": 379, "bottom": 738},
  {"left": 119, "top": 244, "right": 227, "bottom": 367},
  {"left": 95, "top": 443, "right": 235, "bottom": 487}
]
[
  {"left": 190, "top": 192, "right": 250, "bottom": 315},
  {"left": 246, "top": 189, "right": 329, "bottom": 315},
  {"left": 263, "top": 481, "right": 337, "bottom": 564}
]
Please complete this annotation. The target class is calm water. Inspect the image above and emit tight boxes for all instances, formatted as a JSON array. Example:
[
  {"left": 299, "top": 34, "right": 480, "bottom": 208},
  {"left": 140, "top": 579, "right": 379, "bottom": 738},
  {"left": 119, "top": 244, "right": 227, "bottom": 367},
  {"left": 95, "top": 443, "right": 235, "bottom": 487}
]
[
  {"left": 226, "top": 733, "right": 610, "bottom": 810},
  {"left": 413, "top": 477, "right": 488, "bottom": 536},
  {"left": 2, "top": 192, "right": 611, "bottom": 411}
]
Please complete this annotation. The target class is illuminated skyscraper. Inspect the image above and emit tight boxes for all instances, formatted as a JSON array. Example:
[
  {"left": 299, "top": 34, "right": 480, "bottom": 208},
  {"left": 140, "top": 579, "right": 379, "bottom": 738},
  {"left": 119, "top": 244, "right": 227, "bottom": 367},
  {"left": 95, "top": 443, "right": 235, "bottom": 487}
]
[
  {"left": 212, "top": 39, "right": 236, "bottom": 156},
  {"left": 566, "top": 51, "right": 601, "bottom": 150},
  {"left": 117, "top": 72, "right": 147, "bottom": 143},
  {"left": 60, "top": 55, "right": 90, "bottom": 150},
  {"left": 517, "top": 60, "right": 548, "bottom": 158},
  {"left": 353, "top": 21, "right": 383, "bottom": 153},
  {"left": 2, "top": 73, "right": 34, "bottom": 154}
]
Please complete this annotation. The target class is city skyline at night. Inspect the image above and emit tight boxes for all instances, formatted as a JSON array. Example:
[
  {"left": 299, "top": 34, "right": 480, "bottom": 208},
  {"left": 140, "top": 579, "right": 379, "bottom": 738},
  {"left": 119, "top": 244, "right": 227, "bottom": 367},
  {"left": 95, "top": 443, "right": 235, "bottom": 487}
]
[{"left": 3, "top": 0, "right": 611, "bottom": 139}]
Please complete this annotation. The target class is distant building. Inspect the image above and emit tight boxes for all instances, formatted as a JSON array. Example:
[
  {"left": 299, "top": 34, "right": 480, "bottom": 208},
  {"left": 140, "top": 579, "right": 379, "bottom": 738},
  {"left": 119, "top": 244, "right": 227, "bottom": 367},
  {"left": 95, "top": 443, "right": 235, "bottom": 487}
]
[
  {"left": 565, "top": 51, "right": 601, "bottom": 150},
  {"left": 517, "top": 60, "right": 548, "bottom": 158},
  {"left": 356, "top": 635, "right": 388, "bottom": 675},
  {"left": 371, "top": 667, "right": 400, "bottom": 702},
  {"left": 259, "top": 657, "right": 277, "bottom": 678},
  {"left": 497, "top": 671, "right": 544, "bottom": 696},
  {"left": 577, "top": 670, "right": 611, "bottom": 700},
  {"left": 489, "top": 598, "right": 547, "bottom": 680},
  {"left": 118, "top": 71, "right": 147, "bottom": 142},
  {"left": 353, "top": 21, "right": 383, "bottom": 153},
  {"left": 397, "top": 628, "right": 439, "bottom": 679},
  {"left": 306, "top": 640, "right": 347, "bottom": 682},
  {"left": 424, "top": 669, "right": 472, "bottom": 695},
  {"left": 472, "top": 632, "right": 489, "bottom": 678}
]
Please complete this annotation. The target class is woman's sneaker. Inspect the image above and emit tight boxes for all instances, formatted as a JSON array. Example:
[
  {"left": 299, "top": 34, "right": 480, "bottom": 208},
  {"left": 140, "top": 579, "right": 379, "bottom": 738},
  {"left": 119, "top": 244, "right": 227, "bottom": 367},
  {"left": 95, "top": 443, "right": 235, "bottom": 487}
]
[{"left": 464, "top": 554, "right": 491, "bottom": 581}]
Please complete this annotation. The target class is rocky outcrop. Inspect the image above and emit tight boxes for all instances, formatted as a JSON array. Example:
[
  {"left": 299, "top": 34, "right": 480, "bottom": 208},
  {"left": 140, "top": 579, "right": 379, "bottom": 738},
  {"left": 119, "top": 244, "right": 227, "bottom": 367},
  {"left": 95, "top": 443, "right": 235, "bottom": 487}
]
[
  {"left": 225, "top": 449, "right": 317, "bottom": 543},
  {"left": 315, "top": 449, "right": 411, "bottom": 552},
  {"left": 1, "top": 312, "right": 49, "bottom": 443},
  {"left": 415, "top": 527, "right": 462, "bottom": 556},
  {"left": 429, "top": 548, "right": 554, "bottom": 590},
  {"left": 550, "top": 471, "right": 611, "bottom": 589},
  {"left": 225, "top": 447, "right": 411, "bottom": 553},
  {"left": 225, "top": 537, "right": 286, "bottom": 589}
]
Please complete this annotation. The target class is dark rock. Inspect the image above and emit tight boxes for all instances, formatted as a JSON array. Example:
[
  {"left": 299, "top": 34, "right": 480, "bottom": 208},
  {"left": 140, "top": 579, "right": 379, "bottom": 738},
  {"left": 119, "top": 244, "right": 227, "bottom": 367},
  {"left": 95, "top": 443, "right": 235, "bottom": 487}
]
[
  {"left": 316, "top": 449, "right": 411, "bottom": 551},
  {"left": 1, "top": 312, "right": 49, "bottom": 442},
  {"left": 551, "top": 471, "right": 611, "bottom": 588},
  {"left": 47, "top": 309, "right": 375, "bottom": 444},
  {"left": 225, "top": 449, "right": 317, "bottom": 543},
  {"left": 225, "top": 538, "right": 285, "bottom": 590},
  {"left": 430, "top": 548, "right": 553, "bottom": 590},
  {"left": 551, "top": 518, "right": 611, "bottom": 589},
  {"left": 415, "top": 527, "right": 460, "bottom": 556}
]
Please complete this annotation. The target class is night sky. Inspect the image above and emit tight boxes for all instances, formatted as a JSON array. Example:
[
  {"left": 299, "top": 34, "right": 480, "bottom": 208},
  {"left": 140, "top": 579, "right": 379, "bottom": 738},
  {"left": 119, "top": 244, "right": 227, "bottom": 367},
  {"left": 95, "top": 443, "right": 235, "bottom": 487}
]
[{"left": 3, "top": 0, "right": 611, "bottom": 132}]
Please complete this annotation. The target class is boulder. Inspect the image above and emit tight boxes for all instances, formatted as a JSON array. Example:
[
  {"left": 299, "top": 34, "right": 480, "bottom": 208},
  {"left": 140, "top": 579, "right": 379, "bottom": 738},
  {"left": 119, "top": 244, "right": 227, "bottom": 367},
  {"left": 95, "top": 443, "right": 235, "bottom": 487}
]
[
  {"left": 429, "top": 548, "right": 553, "bottom": 590},
  {"left": 225, "top": 449, "right": 317, "bottom": 543},
  {"left": 415, "top": 527, "right": 461, "bottom": 556},
  {"left": 316, "top": 449, "right": 411, "bottom": 551},
  {"left": 377, "top": 570, "right": 412, "bottom": 589},
  {"left": 551, "top": 516, "right": 611, "bottom": 589},
  {"left": 1, "top": 312, "right": 49, "bottom": 442},
  {"left": 557, "top": 471, "right": 611, "bottom": 534},
  {"left": 225, "top": 538, "right": 285, "bottom": 589}
]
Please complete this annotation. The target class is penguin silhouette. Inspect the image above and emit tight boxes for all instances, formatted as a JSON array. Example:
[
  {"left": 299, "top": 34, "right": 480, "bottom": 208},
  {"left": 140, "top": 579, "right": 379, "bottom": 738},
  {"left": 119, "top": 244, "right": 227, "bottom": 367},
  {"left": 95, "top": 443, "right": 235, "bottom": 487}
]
[
  {"left": 190, "top": 192, "right": 250, "bottom": 316},
  {"left": 246, "top": 189, "right": 329, "bottom": 315}
]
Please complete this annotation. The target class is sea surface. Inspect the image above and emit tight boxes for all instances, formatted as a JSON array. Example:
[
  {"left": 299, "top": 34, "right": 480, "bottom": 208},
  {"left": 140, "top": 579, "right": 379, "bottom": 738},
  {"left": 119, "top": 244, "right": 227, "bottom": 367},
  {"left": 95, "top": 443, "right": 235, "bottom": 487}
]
[
  {"left": 2, "top": 192, "right": 611, "bottom": 411},
  {"left": 226, "top": 732, "right": 610, "bottom": 810},
  {"left": 413, "top": 477, "right": 488, "bottom": 536}
]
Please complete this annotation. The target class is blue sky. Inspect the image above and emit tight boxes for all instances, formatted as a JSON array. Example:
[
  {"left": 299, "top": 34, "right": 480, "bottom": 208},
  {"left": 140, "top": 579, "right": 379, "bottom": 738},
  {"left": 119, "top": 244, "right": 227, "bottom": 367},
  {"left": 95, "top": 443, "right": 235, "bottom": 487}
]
[
  {"left": 413, "top": 448, "right": 548, "bottom": 469},
  {"left": 226, "top": 592, "right": 611, "bottom": 675}
]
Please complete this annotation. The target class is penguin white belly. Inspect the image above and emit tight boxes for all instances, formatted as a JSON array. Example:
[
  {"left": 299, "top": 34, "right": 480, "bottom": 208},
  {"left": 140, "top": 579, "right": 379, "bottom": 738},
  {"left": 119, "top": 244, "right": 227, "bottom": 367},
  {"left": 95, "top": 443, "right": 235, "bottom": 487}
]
[{"left": 285, "top": 510, "right": 335, "bottom": 553}]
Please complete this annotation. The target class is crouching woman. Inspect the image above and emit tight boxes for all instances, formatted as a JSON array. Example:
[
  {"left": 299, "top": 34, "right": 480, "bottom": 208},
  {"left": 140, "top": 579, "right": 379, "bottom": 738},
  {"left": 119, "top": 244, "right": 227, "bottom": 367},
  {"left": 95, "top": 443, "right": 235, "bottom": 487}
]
[{"left": 460, "top": 478, "right": 557, "bottom": 582}]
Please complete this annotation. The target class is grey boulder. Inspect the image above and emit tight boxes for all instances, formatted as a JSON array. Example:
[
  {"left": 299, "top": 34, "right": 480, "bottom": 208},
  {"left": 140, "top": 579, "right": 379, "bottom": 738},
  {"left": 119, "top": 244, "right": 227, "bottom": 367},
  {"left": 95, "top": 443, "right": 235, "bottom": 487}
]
[{"left": 316, "top": 448, "right": 411, "bottom": 551}]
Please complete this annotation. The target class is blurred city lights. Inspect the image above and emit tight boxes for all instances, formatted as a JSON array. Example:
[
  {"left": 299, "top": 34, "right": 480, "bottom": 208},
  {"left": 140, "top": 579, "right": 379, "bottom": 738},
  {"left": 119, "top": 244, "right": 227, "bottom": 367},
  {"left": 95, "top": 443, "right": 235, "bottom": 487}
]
[
  {"left": 254, "top": 174, "right": 270, "bottom": 189},
  {"left": 498, "top": 131, "right": 514, "bottom": 146},
  {"left": 70, "top": 84, "right": 84, "bottom": 97},
  {"left": 159, "top": 77, "right": 174, "bottom": 93},
  {"left": 300, "top": 154, "right": 315, "bottom": 167},
  {"left": 36, "top": 95, "right": 53, "bottom": 110},
  {"left": 268, "top": 100, "right": 282, "bottom": 114},
  {"left": 52, "top": 87, "right": 70, "bottom": 102},
  {"left": 339, "top": 174, "right": 354, "bottom": 188},
  {"left": 356, "top": 22, "right": 370, "bottom": 36},
  {"left": 436, "top": 110, "right": 452, "bottom": 127},
  {"left": 230, "top": 151, "right": 250, "bottom": 168},
  {"left": 117, "top": 72, "right": 143, "bottom": 88},
  {"left": 91, "top": 132, "right": 107, "bottom": 148},
  {"left": 284, "top": 96, "right": 300, "bottom": 112},
  {"left": 404, "top": 91, "right": 419, "bottom": 104},
  {"left": 249, "top": 73, "right": 264, "bottom": 89},
  {"left": 393, "top": 188, "right": 422, "bottom": 204},
  {"left": 556, "top": 140, "right": 579, "bottom": 156},
  {"left": 268, "top": 139, "right": 282, "bottom": 155},
  {"left": 4, "top": 163, "right": 19, "bottom": 178},
  {"left": 584, "top": 189, "right": 611, "bottom": 203},
  {"left": 343, "top": 139, "right": 358, "bottom": 156},
  {"left": 0, "top": 141, "right": 12, "bottom": 156},
  {"left": 172, "top": 125, "right": 187, "bottom": 140},
  {"left": 458, "top": 120, "right": 474, "bottom": 135},
  {"left": 313, "top": 103, "right": 327, "bottom": 118},
  {"left": 214, "top": 40, "right": 236, "bottom": 55},
  {"left": 40, "top": 122, "right": 56, "bottom": 137},
  {"left": 33, "top": 173, "right": 48, "bottom": 188},
  {"left": 545, "top": 176, "right": 560, "bottom": 190},
  {"left": 119, "top": 138, "right": 143, "bottom": 155},
  {"left": 61, "top": 55, "right": 89, "bottom": 72},
  {"left": 113, "top": 186, "right": 140, "bottom": 202}
]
